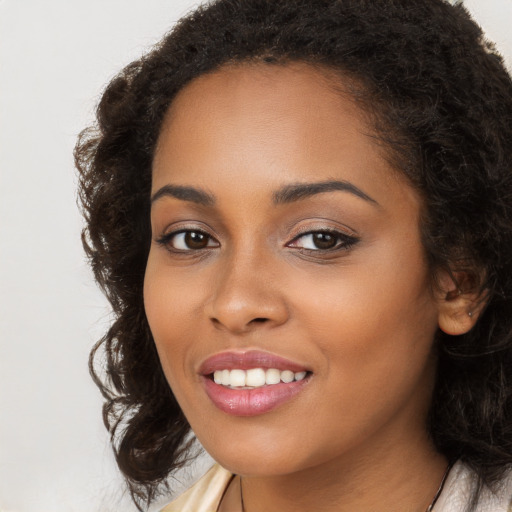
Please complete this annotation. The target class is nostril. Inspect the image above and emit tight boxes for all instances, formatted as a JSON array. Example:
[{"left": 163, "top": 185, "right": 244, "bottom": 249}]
[
  {"left": 209, "top": 317, "right": 268, "bottom": 327},
  {"left": 209, "top": 315, "right": 272, "bottom": 333},
  {"left": 251, "top": 318, "right": 269, "bottom": 324}
]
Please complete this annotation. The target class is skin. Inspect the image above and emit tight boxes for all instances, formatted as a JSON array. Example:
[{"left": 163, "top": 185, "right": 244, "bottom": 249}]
[{"left": 144, "top": 62, "right": 465, "bottom": 511}]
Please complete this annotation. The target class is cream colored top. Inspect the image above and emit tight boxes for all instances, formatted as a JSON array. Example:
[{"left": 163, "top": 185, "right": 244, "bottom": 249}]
[
  {"left": 161, "top": 464, "right": 234, "bottom": 512},
  {"left": 161, "top": 461, "right": 512, "bottom": 512},
  {"left": 434, "top": 462, "right": 512, "bottom": 512}
]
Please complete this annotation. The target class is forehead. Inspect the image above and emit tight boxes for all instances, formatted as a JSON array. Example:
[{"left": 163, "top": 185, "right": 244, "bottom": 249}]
[
  {"left": 165, "top": 61, "right": 359, "bottom": 120},
  {"left": 158, "top": 62, "right": 368, "bottom": 150},
  {"left": 152, "top": 62, "right": 415, "bottom": 210}
]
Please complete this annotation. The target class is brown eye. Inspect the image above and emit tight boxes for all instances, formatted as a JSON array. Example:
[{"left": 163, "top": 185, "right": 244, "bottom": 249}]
[
  {"left": 163, "top": 230, "right": 219, "bottom": 251},
  {"left": 311, "top": 232, "right": 337, "bottom": 250},
  {"left": 288, "top": 230, "right": 358, "bottom": 252},
  {"left": 183, "top": 231, "right": 210, "bottom": 249}
]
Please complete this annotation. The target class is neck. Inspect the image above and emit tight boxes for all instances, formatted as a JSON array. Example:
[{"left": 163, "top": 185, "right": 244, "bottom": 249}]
[{"left": 234, "top": 432, "right": 448, "bottom": 512}]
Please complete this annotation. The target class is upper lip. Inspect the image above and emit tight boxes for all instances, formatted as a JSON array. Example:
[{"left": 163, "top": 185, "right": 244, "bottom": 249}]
[{"left": 198, "top": 350, "right": 310, "bottom": 375}]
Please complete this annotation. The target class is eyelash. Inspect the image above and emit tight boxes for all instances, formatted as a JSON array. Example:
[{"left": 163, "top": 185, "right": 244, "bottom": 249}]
[
  {"left": 156, "top": 229, "right": 219, "bottom": 253},
  {"left": 287, "top": 229, "right": 359, "bottom": 253},
  {"left": 156, "top": 227, "right": 359, "bottom": 255}
]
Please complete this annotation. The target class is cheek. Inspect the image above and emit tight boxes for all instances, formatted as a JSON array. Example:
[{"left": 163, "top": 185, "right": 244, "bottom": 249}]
[
  {"left": 143, "top": 256, "right": 199, "bottom": 385},
  {"left": 288, "top": 244, "right": 438, "bottom": 397},
  {"left": 284, "top": 278, "right": 438, "bottom": 457}
]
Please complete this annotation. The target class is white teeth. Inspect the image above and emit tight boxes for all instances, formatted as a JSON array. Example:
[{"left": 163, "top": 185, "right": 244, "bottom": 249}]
[
  {"left": 212, "top": 368, "right": 308, "bottom": 388},
  {"left": 221, "top": 369, "right": 230, "bottom": 386},
  {"left": 230, "top": 369, "right": 246, "bottom": 387},
  {"left": 265, "top": 368, "right": 281, "bottom": 385},
  {"left": 280, "top": 370, "right": 295, "bottom": 383},
  {"left": 246, "top": 368, "right": 266, "bottom": 387}
]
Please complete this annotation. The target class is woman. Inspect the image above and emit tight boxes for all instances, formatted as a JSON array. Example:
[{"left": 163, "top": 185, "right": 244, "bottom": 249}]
[{"left": 75, "top": 0, "right": 512, "bottom": 510}]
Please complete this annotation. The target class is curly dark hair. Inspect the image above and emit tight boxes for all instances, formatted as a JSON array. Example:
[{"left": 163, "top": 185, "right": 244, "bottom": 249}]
[{"left": 75, "top": 0, "right": 512, "bottom": 509}]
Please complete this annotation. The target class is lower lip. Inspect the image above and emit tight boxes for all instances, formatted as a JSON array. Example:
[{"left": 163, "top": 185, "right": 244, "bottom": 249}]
[{"left": 202, "top": 375, "right": 311, "bottom": 416}]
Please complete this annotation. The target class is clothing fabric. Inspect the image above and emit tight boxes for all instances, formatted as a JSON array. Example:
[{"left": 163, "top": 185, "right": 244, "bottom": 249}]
[
  {"left": 161, "top": 461, "right": 512, "bottom": 512},
  {"left": 161, "top": 464, "right": 234, "bottom": 512},
  {"left": 434, "top": 462, "right": 512, "bottom": 512}
]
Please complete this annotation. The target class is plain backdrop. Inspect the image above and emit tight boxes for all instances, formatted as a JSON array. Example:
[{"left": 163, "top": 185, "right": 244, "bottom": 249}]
[{"left": 0, "top": 1, "right": 511, "bottom": 511}]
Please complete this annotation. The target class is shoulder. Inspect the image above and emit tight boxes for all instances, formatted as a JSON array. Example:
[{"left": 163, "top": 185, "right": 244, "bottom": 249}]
[
  {"left": 160, "top": 464, "right": 234, "bottom": 512},
  {"left": 435, "top": 461, "right": 512, "bottom": 512}
]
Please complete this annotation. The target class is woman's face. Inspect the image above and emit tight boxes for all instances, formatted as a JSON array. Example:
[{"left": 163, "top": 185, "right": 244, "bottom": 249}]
[{"left": 144, "top": 63, "right": 442, "bottom": 476}]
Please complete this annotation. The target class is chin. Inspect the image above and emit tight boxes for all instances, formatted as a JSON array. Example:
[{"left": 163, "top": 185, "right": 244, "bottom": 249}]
[
  {"left": 198, "top": 431, "right": 323, "bottom": 477},
  {"left": 211, "top": 452, "right": 305, "bottom": 477}
]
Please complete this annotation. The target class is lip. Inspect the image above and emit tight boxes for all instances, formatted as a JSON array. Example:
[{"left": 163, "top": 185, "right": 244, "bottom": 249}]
[
  {"left": 202, "top": 375, "right": 311, "bottom": 416},
  {"left": 198, "top": 350, "right": 310, "bottom": 374},
  {"left": 199, "top": 350, "right": 312, "bottom": 416}
]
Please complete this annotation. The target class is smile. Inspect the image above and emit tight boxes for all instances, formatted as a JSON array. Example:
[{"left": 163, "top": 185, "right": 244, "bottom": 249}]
[
  {"left": 213, "top": 368, "right": 308, "bottom": 388},
  {"left": 200, "top": 351, "right": 312, "bottom": 416}
]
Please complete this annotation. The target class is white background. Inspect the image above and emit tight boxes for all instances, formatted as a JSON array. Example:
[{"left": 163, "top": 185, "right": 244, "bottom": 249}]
[{"left": 0, "top": 1, "right": 510, "bottom": 511}]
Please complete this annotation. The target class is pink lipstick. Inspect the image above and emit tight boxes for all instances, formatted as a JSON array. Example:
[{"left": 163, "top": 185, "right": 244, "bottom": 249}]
[{"left": 199, "top": 350, "right": 312, "bottom": 416}]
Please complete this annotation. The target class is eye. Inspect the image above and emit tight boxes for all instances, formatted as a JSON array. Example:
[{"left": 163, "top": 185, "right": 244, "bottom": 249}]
[
  {"left": 288, "top": 230, "right": 357, "bottom": 251},
  {"left": 157, "top": 230, "right": 219, "bottom": 252}
]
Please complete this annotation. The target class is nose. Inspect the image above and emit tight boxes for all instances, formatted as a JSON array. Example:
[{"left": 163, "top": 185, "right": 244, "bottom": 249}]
[{"left": 205, "top": 250, "right": 289, "bottom": 334}]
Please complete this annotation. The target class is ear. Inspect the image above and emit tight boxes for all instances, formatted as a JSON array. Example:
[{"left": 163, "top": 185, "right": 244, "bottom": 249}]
[{"left": 436, "top": 269, "right": 487, "bottom": 336}]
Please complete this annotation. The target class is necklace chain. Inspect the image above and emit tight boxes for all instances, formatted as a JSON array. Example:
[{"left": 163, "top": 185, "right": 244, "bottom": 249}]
[
  {"left": 239, "top": 463, "right": 452, "bottom": 512},
  {"left": 426, "top": 463, "right": 453, "bottom": 512}
]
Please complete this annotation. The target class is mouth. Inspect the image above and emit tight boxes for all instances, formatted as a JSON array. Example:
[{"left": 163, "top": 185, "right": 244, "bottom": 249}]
[
  {"left": 211, "top": 367, "right": 309, "bottom": 389},
  {"left": 199, "top": 351, "right": 312, "bottom": 416}
]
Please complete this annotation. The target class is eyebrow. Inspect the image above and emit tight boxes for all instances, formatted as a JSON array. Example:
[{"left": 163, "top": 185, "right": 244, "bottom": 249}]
[
  {"left": 150, "top": 179, "right": 378, "bottom": 208},
  {"left": 272, "top": 180, "right": 378, "bottom": 205},
  {"left": 151, "top": 184, "right": 215, "bottom": 206}
]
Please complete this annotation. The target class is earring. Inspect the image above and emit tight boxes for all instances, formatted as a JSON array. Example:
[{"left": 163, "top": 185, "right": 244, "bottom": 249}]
[{"left": 468, "top": 311, "right": 473, "bottom": 317}]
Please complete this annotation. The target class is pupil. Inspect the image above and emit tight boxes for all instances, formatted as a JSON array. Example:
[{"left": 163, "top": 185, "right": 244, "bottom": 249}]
[
  {"left": 185, "top": 231, "right": 208, "bottom": 249},
  {"left": 313, "top": 233, "right": 337, "bottom": 249}
]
